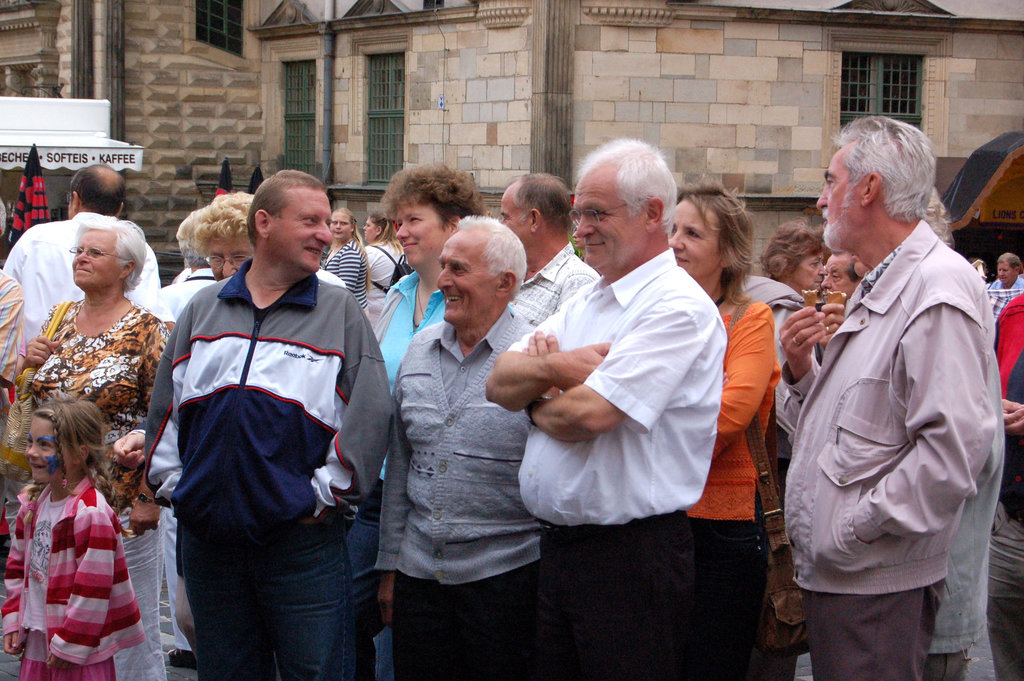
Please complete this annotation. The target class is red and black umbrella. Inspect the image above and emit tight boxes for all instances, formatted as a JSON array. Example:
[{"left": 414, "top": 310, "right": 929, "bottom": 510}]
[
  {"left": 247, "top": 165, "right": 264, "bottom": 194},
  {"left": 8, "top": 144, "right": 49, "bottom": 249},
  {"left": 215, "top": 157, "right": 232, "bottom": 196}
]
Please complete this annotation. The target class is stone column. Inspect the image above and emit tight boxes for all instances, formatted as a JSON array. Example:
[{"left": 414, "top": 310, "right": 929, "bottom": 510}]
[
  {"left": 71, "top": 0, "right": 93, "bottom": 98},
  {"left": 530, "top": 0, "right": 573, "bottom": 183},
  {"left": 106, "top": 0, "right": 125, "bottom": 139}
]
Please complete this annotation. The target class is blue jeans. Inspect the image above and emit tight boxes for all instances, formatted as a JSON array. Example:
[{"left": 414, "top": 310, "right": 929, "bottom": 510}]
[
  {"left": 181, "top": 516, "right": 355, "bottom": 681},
  {"left": 347, "top": 479, "right": 394, "bottom": 681}
]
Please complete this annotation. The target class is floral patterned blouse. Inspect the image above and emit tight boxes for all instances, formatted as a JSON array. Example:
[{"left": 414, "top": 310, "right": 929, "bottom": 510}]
[{"left": 30, "top": 301, "right": 169, "bottom": 513}]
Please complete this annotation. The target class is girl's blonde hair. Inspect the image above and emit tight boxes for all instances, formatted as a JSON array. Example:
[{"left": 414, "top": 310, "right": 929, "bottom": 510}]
[
  {"left": 332, "top": 207, "right": 371, "bottom": 294},
  {"left": 24, "top": 397, "right": 116, "bottom": 515}
]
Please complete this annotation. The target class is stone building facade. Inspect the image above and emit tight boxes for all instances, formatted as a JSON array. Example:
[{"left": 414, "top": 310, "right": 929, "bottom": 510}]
[
  {"left": 253, "top": 0, "right": 1023, "bottom": 250},
  {"left": 1, "top": 0, "right": 264, "bottom": 247},
  {"left": 2, "top": 0, "right": 1022, "bottom": 255}
]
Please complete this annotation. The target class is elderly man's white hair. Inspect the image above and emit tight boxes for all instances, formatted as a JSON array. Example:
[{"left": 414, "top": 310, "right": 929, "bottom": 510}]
[
  {"left": 576, "top": 138, "right": 677, "bottom": 234},
  {"left": 835, "top": 116, "right": 935, "bottom": 224},
  {"left": 456, "top": 216, "right": 528, "bottom": 298},
  {"left": 74, "top": 214, "right": 148, "bottom": 291}
]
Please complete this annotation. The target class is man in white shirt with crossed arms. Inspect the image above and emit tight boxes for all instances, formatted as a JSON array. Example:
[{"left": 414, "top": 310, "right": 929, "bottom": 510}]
[{"left": 487, "top": 138, "right": 726, "bottom": 681}]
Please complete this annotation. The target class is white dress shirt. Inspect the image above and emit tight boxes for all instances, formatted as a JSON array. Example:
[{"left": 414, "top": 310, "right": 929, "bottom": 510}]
[
  {"left": 513, "top": 249, "right": 727, "bottom": 526},
  {"left": 3, "top": 212, "right": 169, "bottom": 337},
  {"left": 158, "top": 268, "right": 217, "bottom": 322}
]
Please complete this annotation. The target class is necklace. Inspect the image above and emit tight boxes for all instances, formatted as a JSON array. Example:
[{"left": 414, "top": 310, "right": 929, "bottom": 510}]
[{"left": 414, "top": 284, "right": 431, "bottom": 326}]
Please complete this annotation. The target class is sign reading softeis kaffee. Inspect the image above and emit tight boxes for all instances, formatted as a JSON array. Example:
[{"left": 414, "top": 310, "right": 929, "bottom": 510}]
[{"left": 0, "top": 96, "right": 144, "bottom": 172}]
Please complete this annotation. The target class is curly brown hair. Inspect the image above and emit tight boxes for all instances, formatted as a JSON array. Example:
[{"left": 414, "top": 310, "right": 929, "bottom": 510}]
[
  {"left": 759, "top": 219, "right": 825, "bottom": 282},
  {"left": 380, "top": 164, "right": 486, "bottom": 226}
]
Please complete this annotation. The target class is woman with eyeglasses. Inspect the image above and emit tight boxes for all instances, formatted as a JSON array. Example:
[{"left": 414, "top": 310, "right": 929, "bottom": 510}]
[
  {"left": 669, "top": 181, "right": 780, "bottom": 681},
  {"left": 25, "top": 214, "right": 171, "bottom": 681},
  {"left": 191, "top": 192, "right": 256, "bottom": 281},
  {"left": 323, "top": 207, "right": 371, "bottom": 310}
]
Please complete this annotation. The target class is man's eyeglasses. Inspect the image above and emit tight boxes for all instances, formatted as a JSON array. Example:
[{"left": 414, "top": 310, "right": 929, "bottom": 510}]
[
  {"left": 208, "top": 255, "right": 250, "bottom": 268},
  {"left": 69, "top": 247, "right": 126, "bottom": 260},
  {"left": 569, "top": 202, "right": 628, "bottom": 228}
]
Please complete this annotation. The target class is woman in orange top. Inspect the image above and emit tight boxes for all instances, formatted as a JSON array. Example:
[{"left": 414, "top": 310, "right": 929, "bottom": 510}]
[{"left": 669, "top": 181, "right": 780, "bottom": 681}]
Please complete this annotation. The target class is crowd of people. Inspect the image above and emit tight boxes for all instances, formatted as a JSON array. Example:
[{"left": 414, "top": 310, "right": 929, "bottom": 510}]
[{"left": 0, "top": 114, "right": 1017, "bottom": 681}]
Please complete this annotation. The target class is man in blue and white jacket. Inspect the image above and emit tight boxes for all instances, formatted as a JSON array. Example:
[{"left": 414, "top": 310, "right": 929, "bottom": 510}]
[{"left": 143, "top": 170, "right": 393, "bottom": 681}]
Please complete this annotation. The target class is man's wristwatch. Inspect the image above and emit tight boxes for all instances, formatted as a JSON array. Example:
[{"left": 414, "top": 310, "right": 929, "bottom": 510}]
[
  {"left": 526, "top": 395, "right": 554, "bottom": 426},
  {"left": 136, "top": 493, "right": 154, "bottom": 505}
]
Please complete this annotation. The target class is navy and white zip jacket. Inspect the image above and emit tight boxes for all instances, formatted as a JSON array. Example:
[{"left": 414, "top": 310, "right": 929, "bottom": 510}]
[{"left": 144, "top": 263, "right": 393, "bottom": 545}]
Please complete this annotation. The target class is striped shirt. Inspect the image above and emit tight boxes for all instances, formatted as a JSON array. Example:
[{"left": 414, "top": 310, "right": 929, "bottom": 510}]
[
  {"left": 324, "top": 241, "right": 368, "bottom": 309},
  {"left": 0, "top": 274, "right": 24, "bottom": 389}
]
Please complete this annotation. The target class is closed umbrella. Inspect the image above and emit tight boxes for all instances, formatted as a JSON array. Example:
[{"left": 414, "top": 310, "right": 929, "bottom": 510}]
[
  {"left": 8, "top": 144, "right": 49, "bottom": 250},
  {"left": 216, "top": 157, "right": 232, "bottom": 196}
]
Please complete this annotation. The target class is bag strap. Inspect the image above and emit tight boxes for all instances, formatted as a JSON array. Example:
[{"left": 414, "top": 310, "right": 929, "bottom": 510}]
[
  {"left": 747, "top": 410, "right": 788, "bottom": 553},
  {"left": 727, "top": 302, "right": 789, "bottom": 553},
  {"left": 371, "top": 245, "right": 400, "bottom": 268},
  {"left": 370, "top": 246, "right": 401, "bottom": 292},
  {"left": 44, "top": 301, "right": 73, "bottom": 341}
]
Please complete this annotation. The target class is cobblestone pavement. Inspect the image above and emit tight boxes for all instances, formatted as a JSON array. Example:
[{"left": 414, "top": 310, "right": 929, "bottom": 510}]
[{"left": 0, "top": 571, "right": 999, "bottom": 681}]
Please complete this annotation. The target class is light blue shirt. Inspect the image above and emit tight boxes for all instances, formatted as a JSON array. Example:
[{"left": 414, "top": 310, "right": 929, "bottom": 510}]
[
  {"left": 377, "top": 272, "right": 446, "bottom": 390},
  {"left": 988, "top": 276, "right": 1024, "bottom": 291}
]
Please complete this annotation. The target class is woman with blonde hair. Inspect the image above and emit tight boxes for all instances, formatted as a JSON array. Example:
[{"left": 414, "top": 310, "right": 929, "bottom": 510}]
[
  {"left": 323, "top": 207, "right": 371, "bottom": 309},
  {"left": 364, "top": 213, "right": 406, "bottom": 325},
  {"left": 669, "top": 181, "right": 780, "bottom": 681}
]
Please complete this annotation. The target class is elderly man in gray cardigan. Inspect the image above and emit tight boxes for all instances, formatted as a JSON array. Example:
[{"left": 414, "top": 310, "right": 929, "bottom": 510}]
[{"left": 375, "top": 216, "right": 539, "bottom": 681}]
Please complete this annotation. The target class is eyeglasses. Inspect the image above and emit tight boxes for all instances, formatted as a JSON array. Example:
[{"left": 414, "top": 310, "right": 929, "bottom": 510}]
[
  {"left": 69, "top": 247, "right": 126, "bottom": 260},
  {"left": 207, "top": 254, "right": 250, "bottom": 268},
  {"left": 569, "top": 202, "right": 629, "bottom": 228}
]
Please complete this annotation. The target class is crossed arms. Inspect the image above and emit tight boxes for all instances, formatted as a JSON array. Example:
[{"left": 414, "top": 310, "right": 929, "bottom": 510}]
[{"left": 486, "top": 331, "right": 621, "bottom": 442}]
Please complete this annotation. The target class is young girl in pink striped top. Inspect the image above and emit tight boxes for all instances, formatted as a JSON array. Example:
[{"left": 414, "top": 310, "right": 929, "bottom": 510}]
[{"left": 2, "top": 397, "right": 145, "bottom": 680}]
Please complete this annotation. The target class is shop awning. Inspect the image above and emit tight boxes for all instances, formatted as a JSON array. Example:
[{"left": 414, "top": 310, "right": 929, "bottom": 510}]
[
  {"left": 0, "top": 96, "right": 143, "bottom": 172},
  {"left": 944, "top": 131, "right": 1024, "bottom": 231}
]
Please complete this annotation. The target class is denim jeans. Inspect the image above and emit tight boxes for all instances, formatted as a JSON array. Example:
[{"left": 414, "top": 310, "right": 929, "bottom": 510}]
[
  {"left": 181, "top": 516, "right": 355, "bottom": 681},
  {"left": 347, "top": 479, "right": 393, "bottom": 681},
  {"left": 684, "top": 517, "right": 768, "bottom": 681}
]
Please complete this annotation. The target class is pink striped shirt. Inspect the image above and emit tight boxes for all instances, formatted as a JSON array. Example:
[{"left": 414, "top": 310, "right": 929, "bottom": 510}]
[{"left": 1, "top": 482, "right": 145, "bottom": 665}]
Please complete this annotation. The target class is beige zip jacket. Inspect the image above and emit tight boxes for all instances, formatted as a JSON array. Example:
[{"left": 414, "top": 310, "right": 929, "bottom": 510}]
[{"left": 782, "top": 221, "right": 997, "bottom": 595}]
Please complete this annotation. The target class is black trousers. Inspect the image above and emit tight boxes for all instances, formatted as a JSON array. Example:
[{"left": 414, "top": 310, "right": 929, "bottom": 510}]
[
  {"left": 392, "top": 562, "right": 539, "bottom": 681},
  {"left": 534, "top": 511, "right": 694, "bottom": 681}
]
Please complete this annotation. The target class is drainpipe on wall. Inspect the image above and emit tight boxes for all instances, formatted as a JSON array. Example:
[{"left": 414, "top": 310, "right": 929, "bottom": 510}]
[{"left": 321, "top": 0, "right": 335, "bottom": 184}]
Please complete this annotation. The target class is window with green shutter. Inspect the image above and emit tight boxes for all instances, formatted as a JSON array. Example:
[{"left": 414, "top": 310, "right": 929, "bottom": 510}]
[
  {"left": 196, "top": 0, "right": 243, "bottom": 56},
  {"left": 841, "top": 53, "right": 922, "bottom": 127},
  {"left": 284, "top": 60, "right": 316, "bottom": 175},
  {"left": 367, "top": 53, "right": 405, "bottom": 184}
]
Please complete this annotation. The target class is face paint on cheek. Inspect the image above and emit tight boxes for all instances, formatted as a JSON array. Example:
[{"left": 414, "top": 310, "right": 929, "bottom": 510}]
[{"left": 45, "top": 454, "right": 60, "bottom": 475}]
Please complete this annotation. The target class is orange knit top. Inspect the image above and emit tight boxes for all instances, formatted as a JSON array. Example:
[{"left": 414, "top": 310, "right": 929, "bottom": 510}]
[{"left": 689, "top": 303, "right": 780, "bottom": 521}]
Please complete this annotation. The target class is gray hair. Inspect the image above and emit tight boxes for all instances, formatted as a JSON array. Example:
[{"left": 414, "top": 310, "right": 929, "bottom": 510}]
[
  {"left": 456, "top": 216, "right": 528, "bottom": 297},
  {"left": 74, "top": 215, "right": 147, "bottom": 291},
  {"left": 997, "top": 252, "right": 1022, "bottom": 270},
  {"left": 576, "top": 138, "right": 677, "bottom": 234},
  {"left": 835, "top": 116, "right": 935, "bottom": 224}
]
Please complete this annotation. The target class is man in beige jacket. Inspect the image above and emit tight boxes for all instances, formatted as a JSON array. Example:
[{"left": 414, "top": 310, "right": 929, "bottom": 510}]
[{"left": 779, "top": 116, "right": 996, "bottom": 681}]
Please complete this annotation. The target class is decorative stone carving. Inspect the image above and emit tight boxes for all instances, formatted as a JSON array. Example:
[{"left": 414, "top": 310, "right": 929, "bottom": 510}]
[
  {"left": 477, "top": 0, "right": 530, "bottom": 29},
  {"left": 262, "top": 0, "right": 317, "bottom": 27},
  {"left": 837, "top": 0, "right": 951, "bottom": 15},
  {"left": 344, "top": 0, "right": 403, "bottom": 18},
  {"left": 582, "top": 6, "right": 676, "bottom": 27}
]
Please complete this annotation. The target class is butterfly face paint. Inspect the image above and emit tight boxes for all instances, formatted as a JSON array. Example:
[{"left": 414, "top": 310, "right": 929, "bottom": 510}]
[{"left": 34, "top": 436, "right": 61, "bottom": 473}]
